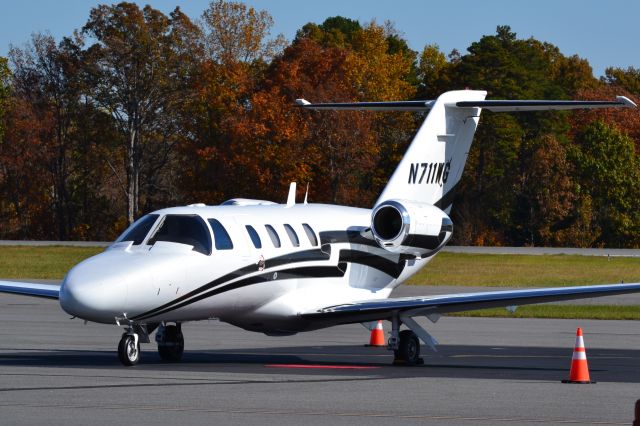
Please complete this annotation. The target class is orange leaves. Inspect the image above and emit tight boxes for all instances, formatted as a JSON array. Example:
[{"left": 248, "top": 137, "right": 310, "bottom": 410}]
[
  {"left": 573, "top": 86, "right": 640, "bottom": 143},
  {"left": 0, "top": 97, "right": 56, "bottom": 238},
  {"left": 202, "top": 0, "right": 284, "bottom": 64}
]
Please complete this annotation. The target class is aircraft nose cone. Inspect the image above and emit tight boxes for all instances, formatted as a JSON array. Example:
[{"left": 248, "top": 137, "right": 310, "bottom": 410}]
[{"left": 60, "top": 260, "right": 127, "bottom": 323}]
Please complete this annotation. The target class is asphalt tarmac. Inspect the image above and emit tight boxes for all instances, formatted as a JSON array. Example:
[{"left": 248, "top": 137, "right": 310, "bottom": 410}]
[{"left": 1, "top": 292, "right": 639, "bottom": 425}]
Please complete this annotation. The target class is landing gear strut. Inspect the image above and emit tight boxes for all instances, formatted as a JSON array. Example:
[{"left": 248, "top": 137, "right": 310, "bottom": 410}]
[
  {"left": 156, "top": 323, "right": 184, "bottom": 362},
  {"left": 388, "top": 313, "right": 426, "bottom": 365},
  {"left": 115, "top": 320, "right": 151, "bottom": 366},
  {"left": 118, "top": 332, "right": 140, "bottom": 366}
]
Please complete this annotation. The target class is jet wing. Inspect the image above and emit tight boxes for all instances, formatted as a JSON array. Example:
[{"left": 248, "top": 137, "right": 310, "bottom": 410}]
[
  {"left": 0, "top": 280, "right": 60, "bottom": 299},
  {"left": 301, "top": 283, "right": 640, "bottom": 325}
]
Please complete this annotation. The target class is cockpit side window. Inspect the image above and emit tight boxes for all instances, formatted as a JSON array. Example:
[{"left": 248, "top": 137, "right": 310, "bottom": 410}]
[
  {"left": 147, "top": 215, "right": 212, "bottom": 255},
  {"left": 117, "top": 214, "right": 159, "bottom": 245},
  {"left": 208, "top": 219, "right": 234, "bottom": 250}
]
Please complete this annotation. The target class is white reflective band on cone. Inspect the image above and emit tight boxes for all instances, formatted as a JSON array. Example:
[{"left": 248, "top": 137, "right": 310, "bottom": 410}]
[
  {"left": 572, "top": 351, "right": 587, "bottom": 360},
  {"left": 574, "top": 336, "right": 585, "bottom": 348}
]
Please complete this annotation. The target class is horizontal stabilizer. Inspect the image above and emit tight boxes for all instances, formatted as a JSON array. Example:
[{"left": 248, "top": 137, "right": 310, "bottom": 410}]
[
  {"left": 295, "top": 99, "right": 435, "bottom": 111},
  {"left": 455, "top": 96, "right": 636, "bottom": 111},
  {"left": 295, "top": 96, "right": 636, "bottom": 112}
]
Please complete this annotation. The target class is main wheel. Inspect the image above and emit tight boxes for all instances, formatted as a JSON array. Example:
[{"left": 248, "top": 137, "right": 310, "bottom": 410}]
[
  {"left": 396, "top": 330, "right": 421, "bottom": 365},
  {"left": 118, "top": 334, "right": 140, "bottom": 366},
  {"left": 158, "top": 324, "right": 184, "bottom": 362}
]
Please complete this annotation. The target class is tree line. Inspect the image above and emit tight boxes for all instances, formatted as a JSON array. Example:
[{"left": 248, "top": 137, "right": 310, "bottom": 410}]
[{"left": 0, "top": 1, "right": 638, "bottom": 247}]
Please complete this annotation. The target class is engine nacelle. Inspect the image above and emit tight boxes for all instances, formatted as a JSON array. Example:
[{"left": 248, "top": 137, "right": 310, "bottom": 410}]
[{"left": 371, "top": 199, "right": 453, "bottom": 257}]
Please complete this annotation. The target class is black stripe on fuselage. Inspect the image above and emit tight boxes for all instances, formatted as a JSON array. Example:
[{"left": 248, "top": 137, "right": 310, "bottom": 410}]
[
  {"left": 130, "top": 248, "right": 330, "bottom": 321},
  {"left": 132, "top": 264, "right": 347, "bottom": 321},
  {"left": 338, "top": 249, "right": 405, "bottom": 279},
  {"left": 319, "top": 229, "right": 378, "bottom": 248}
]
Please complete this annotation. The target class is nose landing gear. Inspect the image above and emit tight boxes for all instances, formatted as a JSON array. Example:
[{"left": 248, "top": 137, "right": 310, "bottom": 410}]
[
  {"left": 118, "top": 332, "right": 140, "bottom": 366},
  {"left": 115, "top": 319, "right": 150, "bottom": 366}
]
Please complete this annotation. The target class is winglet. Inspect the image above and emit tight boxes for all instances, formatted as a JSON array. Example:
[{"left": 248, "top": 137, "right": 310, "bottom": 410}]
[{"left": 617, "top": 96, "right": 637, "bottom": 108}]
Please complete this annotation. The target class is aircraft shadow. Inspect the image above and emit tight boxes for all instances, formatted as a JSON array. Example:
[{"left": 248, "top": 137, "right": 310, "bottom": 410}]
[{"left": 1, "top": 344, "right": 639, "bottom": 383}]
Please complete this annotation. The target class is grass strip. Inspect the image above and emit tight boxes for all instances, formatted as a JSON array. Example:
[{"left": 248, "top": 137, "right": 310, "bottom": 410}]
[
  {"left": 0, "top": 246, "right": 103, "bottom": 279},
  {"left": 407, "top": 252, "right": 640, "bottom": 287},
  {"left": 446, "top": 305, "right": 640, "bottom": 320}
]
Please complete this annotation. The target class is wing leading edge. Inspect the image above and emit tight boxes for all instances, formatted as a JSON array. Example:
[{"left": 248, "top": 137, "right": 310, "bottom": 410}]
[
  {"left": 0, "top": 280, "right": 60, "bottom": 299},
  {"left": 301, "top": 283, "right": 640, "bottom": 325}
]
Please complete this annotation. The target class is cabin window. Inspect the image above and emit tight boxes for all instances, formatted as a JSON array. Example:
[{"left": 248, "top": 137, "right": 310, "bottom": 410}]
[
  {"left": 117, "top": 214, "right": 160, "bottom": 245},
  {"left": 265, "top": 224, "right": 281, "bottom": 248},
  {"left": 284, "top": 224, "right": 300, "bottom": 247},
  {"left": 148, "top": 215, "right": 212, "bottom": 255},
  {"left": 245, "top": 225, "right": 261, "bottom": 249},
  {"left": 302, "top": 223, "right": 318, "bottom": 247},
  {"left": 208, "top": 219, "right": 234, "bottom": 250}
]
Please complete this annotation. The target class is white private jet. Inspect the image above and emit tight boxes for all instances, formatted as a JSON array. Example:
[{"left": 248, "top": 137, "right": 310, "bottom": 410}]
[{"left": 0, "top": 90, "right": 638, "bottom": 367}]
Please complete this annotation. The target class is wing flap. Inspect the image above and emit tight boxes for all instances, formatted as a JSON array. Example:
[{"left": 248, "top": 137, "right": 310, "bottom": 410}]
[
  {"left": 0, "top": 280, "right": 60, "bottom": 299},
  {"left": 301, "top": 283, "right": 640, "bottom": 325}
]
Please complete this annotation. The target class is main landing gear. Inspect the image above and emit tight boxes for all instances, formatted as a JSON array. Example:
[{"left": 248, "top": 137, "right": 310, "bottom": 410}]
[
  {"left": 394, "top": 330, "right": 423, "bottom": 365},
  {"left": 387, "top": 313, "right": 439, "bottom": 365},
  {"left": 156, "top": 322, "right": 185, "bottom": 362}
]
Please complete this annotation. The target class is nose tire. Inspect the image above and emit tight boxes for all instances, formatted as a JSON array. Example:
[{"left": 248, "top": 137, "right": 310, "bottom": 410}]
[{"left": 118, "top": 334, "right": 141, "bottom": 366}]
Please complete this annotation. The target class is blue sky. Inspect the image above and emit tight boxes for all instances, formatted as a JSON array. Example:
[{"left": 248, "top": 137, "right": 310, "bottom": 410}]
[{"left": 1, "top": 0, "right": 637, "bottom": 77}]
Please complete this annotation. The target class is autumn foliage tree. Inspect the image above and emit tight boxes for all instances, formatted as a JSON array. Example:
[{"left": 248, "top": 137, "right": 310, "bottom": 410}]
[{"left": 0, "top": 3, "right": 639, "bottom": 247}]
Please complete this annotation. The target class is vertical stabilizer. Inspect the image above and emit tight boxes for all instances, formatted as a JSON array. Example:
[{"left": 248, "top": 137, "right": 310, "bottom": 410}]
[{"left": 376, "top": 90, "right": 486, "bottom": 210}]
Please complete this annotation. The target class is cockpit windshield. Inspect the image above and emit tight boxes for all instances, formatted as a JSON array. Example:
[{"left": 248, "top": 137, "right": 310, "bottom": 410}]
[
  {"left": 116, "top": 214, "right": 159, "bottom": 245},
  {"left": 147, "top": 214, "right": 212, "bottom": 255}
]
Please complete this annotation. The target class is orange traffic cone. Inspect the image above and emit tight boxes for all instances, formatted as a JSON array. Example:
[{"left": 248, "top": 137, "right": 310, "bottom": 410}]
[
  {"left": 562, "top": 327, "right": 594, "bottom": 384},
  {"left": 366, "top": 321, "right": 386, "bottom": 347}
]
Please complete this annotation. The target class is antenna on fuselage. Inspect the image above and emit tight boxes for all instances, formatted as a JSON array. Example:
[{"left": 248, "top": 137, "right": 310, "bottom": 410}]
[
  {"left": 286, "top": 182, "right": 296, "bottom": 207},
  {"left": 304, "top": 183, "right": 309, "bottom": 205}
]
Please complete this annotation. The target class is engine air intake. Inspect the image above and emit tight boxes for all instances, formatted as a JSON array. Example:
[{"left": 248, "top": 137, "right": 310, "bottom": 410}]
[
  {"left": 370, "top": 199, "right": 452, "bottom": 257},
  {"left": 372, "top": 205, "right": 404, "bottom": 241}
]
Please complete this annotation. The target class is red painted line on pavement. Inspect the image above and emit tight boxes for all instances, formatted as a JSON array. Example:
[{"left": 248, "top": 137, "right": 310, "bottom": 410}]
[{"left": 265, "top": 364, "right": 380, "bottom": 370}]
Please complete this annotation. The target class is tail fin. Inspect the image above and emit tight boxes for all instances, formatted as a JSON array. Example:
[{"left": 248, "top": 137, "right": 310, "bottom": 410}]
[
  {"left": 376, "top": 90, "right": 486, "bottom": 210},
  {"left": 295, "top": 91, "right": 635, "bottom": 211}
]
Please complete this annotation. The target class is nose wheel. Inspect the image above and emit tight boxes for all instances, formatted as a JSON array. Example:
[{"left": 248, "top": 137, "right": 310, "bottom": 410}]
[
  {"left": 156, "top": 323, "right": 184, "bottom": 362},
  {"left": 118, "top": 333, "right": 140, "bottom": 366}
]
